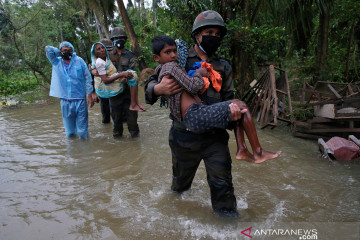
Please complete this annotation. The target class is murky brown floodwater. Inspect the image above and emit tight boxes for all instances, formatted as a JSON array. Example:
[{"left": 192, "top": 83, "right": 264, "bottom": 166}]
[{"left": 0, "top": 90, "right": 359, "bottom": 240}]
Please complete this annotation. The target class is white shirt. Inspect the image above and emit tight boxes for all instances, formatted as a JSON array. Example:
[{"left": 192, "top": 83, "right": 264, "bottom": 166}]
[{"left": 95, "top": 58, "right": 107, "bottom": 75}]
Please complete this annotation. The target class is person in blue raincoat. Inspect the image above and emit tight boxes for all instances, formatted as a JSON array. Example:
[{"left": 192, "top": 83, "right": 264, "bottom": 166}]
[{"left": 45, "top": 41, "right": 97, "bottom": 139}]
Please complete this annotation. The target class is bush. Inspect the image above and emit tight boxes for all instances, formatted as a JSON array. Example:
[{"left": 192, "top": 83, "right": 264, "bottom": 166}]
[{"left": 0, "top": 70, "right": 40, "bottom": 102}]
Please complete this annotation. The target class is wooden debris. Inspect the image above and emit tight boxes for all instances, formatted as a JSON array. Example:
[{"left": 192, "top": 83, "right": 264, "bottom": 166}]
[
  {"left": 243, "top": 65, "right": 293, "bottom": 129},
  {"left": 294, "top": 81, "right": 360, "bottom": 140}
]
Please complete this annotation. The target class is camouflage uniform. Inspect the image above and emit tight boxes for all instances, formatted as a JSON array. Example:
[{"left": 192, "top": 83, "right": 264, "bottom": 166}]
[
  {"left": 109, "top": 28, "right": 139, "bottom": 137},
  {"left": 145, "top": 11, "right": 237, "bottom": 215}
]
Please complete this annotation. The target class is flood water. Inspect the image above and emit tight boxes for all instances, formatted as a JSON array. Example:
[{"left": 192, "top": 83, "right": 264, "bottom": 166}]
[{"left": 0, "top": 90, "right": 359, "bottom": 240}]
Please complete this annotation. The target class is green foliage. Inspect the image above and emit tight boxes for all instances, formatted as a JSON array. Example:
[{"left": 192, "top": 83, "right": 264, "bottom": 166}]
[
  {"left": 225, "top": 19, "right": 287, "bottom": 66},
  {"left": 324, "top": 0, "right": 360, "bottom": 82},
  {"left": 134, "top": 22, "right": 159, "bottom": 69},
  {"left": 0, "top": 70, "right": 40, "bottom": 101},
  {"left": 164, "top": 0, "right": 215, "bottom": 39},
  {"left": 1, "top": 0, "right": 359, "bottom": 102},
  {"left": 291, "top": 108, "right": 314, "bottom": 121}
]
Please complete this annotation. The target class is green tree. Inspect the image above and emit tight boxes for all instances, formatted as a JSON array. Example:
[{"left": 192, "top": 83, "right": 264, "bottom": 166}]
[
  {"left": 0, "top": 0, "right": 95, "bottom": 83},
  {"left": 75, "top": 0, "right": 116, "bottom": 40},
  {"left": 0, "top": 0, "right": 54, "bottom": 83},
  {"left": 116, "top": 0, "right": 147, "bottom": 70}
]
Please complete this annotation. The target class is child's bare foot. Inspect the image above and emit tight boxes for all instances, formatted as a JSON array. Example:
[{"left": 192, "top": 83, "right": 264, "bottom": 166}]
[
  {"left": 252, "top": 150, "right": 281, "bottom": 164},
  {"left": 137, "top": 103, "right": 146, "bottom": 111},
  {"left": 236, "top": 149, "right": 254, "bottom": 161},
  {"left": 129, "top": 103, "right": 146, "bottom": 112}
]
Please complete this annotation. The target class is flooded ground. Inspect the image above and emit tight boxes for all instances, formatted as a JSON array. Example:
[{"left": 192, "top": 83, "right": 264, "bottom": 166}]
[{"left": 0, "top": 90, "right": 359, "bottom": 239}]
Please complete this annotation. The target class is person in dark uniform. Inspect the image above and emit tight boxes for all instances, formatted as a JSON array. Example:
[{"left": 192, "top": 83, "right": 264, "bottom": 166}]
[
  {"left": 110, "top": 27, "right": 140, "bottom": 138},
  {"left": 145, "top": 11, "right": 281, "bottom": 216},
  {"left": 145, "top": 10, "right": 240, "bottom": 216},
  {"left": 93, "top": 28, "right": 141, "bottom": 138}
]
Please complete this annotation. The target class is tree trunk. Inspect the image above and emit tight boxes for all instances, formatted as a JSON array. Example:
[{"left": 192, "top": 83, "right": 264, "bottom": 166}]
[
  {"left": 152, "top": 0, "right": 157, "bottom": 27},
  {"left": 102, "top": 15, "right": 111, "bottom": 39},
  {"left": 314, "top": 1, "right": 331, "bottom": 84},
  {"left": 80, "top": 13, "right": 93, "bottom": 43},
  {"left": 345, "top": 18, "right": 357, "bottom": 81},
  {"left": 138, "top": 0, "right": 141, "bottom": 23},
  {"left": 94, "top": 12, "right": 104, "bottom": 40},
  {"left": 100, "top": 3, "right": 111, "bottom": 39},
  {"left": 127, "top": 0, "right": 134, "bottom": 8},
  {"left": 250, "top": 0, "right": 264, "bottom": 26},
  {"left": 94, "top": 10, "right": 110, "bottom": 40},
  {"left": 116, "top": 0, "right": 147, "bottom": 70},
  {"left": 140, "top": 0, "right": 146, "bottom": 21}
]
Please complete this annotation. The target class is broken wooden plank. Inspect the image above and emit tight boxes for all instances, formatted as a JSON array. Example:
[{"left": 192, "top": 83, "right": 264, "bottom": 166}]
[
  {"left": 261, "top": 123, "right": 277, "bottom": 129},
  {"left": 297, "top": 96, "right": 360, "bottom": 107},
  {"left": 327, "top": 83, "right": 343, "bottom": 99},
  {"left": 294, "top": 121, "right": 311, "bottom": 128},
  {"left": 299, "top": 128, "right": 360, "bottom": 133},
  {"left": 284, "top": 71, "right": 293, "bottom": 114},
  {"left": 269, "top": 65, "right": 278, "bottom": 125},
  {"left": 308, "top": 117, "right": 334, "bottom": 123},
  {"left": 276, "top": 89, "right": 288, "bottom": 95},
  {"left": 293, "top": 132, "right": 320, "bottom": 140},
  {"left": 349, "top": 135, "right": 360, "bottom": 146},
  {"left": 277, "top": 117, "right": 292, "bottom": 124},
  {"left": 318, "top": 138, "right": 334, "bottom": 157}
]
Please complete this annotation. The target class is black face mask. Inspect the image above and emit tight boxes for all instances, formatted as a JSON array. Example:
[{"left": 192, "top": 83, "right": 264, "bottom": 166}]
[
  {"left": 114, "top": 39, "right": 125, "bottom": 49},
  {"left": 199, "top": 35, "right": 221, "bottom": 56},
  {"left": 61, "top": 52, "right": 72, "bottom": 60}
]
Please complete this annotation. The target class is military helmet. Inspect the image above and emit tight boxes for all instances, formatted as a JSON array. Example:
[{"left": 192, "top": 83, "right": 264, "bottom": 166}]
[
  {"left": 100, "top": 38, "right": 113, "bottom": 52},
  {"left": 110, "top": 27, "right": 127, "bottom": 40},
  {"left": 191, "top": 10, "right": 227, "bottom": 38}
]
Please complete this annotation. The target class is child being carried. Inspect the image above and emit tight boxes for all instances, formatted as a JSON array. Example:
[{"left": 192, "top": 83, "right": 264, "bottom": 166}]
[
  {"left": 91, "top": 42, "right": 145, "bottom": 112},
  {"left": 151, "top": 35, "right": 281, "bottom": 163}
]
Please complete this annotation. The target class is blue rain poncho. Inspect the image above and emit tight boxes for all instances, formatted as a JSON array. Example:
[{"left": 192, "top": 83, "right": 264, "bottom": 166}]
[
  {"left": 46, "top": 41, "right": 93, "bottom": 139},
  {"left": 46, "top": 41, "right": 93, "bottom": 99},
  {"left": 61, "top": 99, "right": 88, "bottom": 139}
]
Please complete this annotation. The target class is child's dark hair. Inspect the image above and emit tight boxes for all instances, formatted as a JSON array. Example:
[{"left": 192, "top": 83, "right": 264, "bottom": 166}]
[{"left": 151, "top": 35, "right": 176, "bottom": 55}]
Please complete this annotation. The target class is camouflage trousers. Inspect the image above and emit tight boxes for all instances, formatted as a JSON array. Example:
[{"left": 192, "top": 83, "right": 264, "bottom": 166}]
[{"left": 169, "top": 123, "right": 237, "bottom": 214}]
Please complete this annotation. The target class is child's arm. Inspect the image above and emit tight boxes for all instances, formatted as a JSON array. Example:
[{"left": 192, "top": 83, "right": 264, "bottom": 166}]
[
  {"left": 100, "top": 72, "right": 133, "bottom": 84},
  {"left": 159, "top": 62, "right": 204, "bottom": 95},
  {"left": 195, "top": 68, "right": 209, "bottom": 78},
  {"left": 95, "top": 58, "right": 132, "bottom": 84}
]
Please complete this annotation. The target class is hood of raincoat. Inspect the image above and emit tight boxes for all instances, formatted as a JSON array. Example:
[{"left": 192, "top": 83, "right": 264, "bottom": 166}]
[
  {"left": 91, "top": 42, "right": 111, "bottom": 70},
  {"left": 59, "top": 41, "right": 75, "bottom": 52}
]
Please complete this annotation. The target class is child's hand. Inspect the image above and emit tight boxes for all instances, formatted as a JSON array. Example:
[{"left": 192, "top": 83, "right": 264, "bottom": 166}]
[
  {"left": 229, "top": 103, "right": 247, "bottom": 121},
  {"left": 196, "top": 68, "right": 209, "bottom": 78},
  {"left": 87, "top": 93, "right": 96, "bottom": 108},
  {"left": 119, "top": 77, "right": 128, "bottom": 83},
  {"left": 119, "top": 72, "right": 133, "bottom": 79}
]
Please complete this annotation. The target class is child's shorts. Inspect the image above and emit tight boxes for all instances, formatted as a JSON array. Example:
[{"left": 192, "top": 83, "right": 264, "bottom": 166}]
[{"left": 183, "top": 101, "right": 231, "bottom": 133}]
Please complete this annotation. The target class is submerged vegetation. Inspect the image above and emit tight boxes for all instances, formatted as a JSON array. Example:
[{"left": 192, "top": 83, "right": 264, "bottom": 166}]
[{"left": 0, "top": 70, "right": 43, "bottom": 105}]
